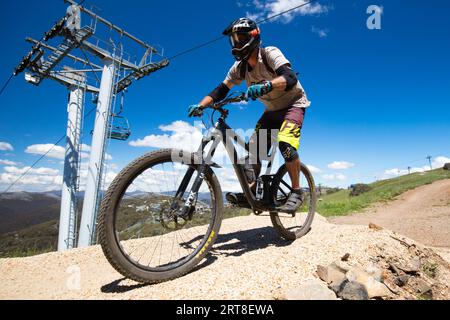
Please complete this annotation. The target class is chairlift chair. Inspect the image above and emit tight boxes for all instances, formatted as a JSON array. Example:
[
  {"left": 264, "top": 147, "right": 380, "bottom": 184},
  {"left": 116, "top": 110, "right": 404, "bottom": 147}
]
[{"left": 109, "top": 115, "right": 131, "bottom": 141}]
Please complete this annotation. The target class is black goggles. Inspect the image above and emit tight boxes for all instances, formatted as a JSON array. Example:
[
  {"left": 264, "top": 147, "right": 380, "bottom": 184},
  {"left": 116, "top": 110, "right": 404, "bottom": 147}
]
[{"left": 229, "top": 32, "right": 252, "bottom": 49}]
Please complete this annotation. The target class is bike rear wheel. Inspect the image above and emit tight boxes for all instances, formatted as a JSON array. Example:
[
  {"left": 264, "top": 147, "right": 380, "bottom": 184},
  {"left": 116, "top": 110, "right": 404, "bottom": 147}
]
[
  {"left": 270, "top": 163, "right": 316, "bottom": 241},
  {"left": 98, "top": 149, "right": 223, "bottom": 284}
]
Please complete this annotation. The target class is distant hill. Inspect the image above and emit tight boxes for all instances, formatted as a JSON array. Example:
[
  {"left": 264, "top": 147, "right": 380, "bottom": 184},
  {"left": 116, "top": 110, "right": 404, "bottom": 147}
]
[
  {"left": 0, "top": 192, "right": 61, "bottom": 235},
  {"left": 0, "top": 189, "right": 247, "bottom": 257},
  {"left": 0, "top": 219, "right": 59, "bottom": 258}
]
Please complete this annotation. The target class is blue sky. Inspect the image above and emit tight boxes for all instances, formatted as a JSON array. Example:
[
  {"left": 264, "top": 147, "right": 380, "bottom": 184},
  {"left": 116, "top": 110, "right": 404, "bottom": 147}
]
[{"left": 0, "top": 0, "right": 449, "bottom": 192}]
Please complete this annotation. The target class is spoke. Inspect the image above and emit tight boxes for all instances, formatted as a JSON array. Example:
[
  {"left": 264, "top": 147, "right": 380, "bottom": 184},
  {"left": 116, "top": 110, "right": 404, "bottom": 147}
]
[
  {"left": 169, "top": 229, "right": 176, "bottom": 264},
  {"left": 174, "top": 229, "right": 182, "bottom": 261},
  {"left": 161, "top": 162, "right": 171, "bottom": 195},
  {"left": 148, "top": 234, "right": 164, "bottom": 267},
  {"left": 171, "top": 162, "right": 182, "bottom": 197},
  {"left": 158, "top": 230, "right": 164, "bottom": 266},
  {"left": 137, "top": 234, "right": 157, "bottom": 265}
]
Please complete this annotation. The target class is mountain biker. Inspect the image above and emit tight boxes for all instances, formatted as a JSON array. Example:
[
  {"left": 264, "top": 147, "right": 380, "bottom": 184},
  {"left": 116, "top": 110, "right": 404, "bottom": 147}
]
[{"left": 188, "top": 17, "right": 311, "bottom": 214}]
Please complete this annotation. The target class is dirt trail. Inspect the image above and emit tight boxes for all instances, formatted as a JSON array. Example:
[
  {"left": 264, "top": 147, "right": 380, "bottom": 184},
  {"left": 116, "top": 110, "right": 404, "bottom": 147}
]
[
  {"left": 1, "top": 212, "right": 449, "bottom": 300},
  {"left": 330, "top": 179, "right": 450, "bottom": 249}
]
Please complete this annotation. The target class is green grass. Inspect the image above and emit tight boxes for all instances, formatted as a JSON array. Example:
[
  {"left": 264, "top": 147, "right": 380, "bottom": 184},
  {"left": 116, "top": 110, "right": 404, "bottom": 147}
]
[
  {"left": 0, "top": 220, "right": 58, "bottom": 258},
  {"left": 317, "top": 168, "right": 450, "bottom": 217},
  {"left": 422, "top": 262, "right": 438, "bottom": 279}
]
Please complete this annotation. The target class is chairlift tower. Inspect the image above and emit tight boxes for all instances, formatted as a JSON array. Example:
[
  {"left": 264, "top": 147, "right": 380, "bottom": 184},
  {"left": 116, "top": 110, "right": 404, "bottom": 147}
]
[{"left": 14, "top": 0, "right": 169, "bottom": 250}]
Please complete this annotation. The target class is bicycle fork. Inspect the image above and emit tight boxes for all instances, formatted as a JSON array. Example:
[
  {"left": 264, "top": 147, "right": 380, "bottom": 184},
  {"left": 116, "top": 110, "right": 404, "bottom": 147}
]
[
  {"left": 175, "top": 164, "right": 207, "bottom": 219},
  {"left": 175, "top": 127, "right": 222, "bottom": 218}
]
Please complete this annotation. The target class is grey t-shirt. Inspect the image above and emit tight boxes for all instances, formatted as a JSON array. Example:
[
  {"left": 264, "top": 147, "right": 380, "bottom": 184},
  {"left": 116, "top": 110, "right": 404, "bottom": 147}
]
[{"left": 225, "top": 46, "right": 311, "bottom": 111}]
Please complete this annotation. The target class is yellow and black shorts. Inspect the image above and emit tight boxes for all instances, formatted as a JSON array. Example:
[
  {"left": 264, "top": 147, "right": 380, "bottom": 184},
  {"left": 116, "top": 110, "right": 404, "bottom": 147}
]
[{"left": 251, "top": 106, "right": 306, "bottom": 156}]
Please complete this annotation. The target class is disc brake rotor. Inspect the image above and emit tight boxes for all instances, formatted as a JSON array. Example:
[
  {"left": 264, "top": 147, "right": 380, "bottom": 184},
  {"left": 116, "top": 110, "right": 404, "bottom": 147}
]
[{"left": 159, "top": 199, "right": 189, "bottom": 230}]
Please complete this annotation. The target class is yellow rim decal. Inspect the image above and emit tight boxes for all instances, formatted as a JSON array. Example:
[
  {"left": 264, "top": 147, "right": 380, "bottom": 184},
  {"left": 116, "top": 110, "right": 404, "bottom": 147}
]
[{"left": 196, "top": 230, "right": 215, "bottom": 258}]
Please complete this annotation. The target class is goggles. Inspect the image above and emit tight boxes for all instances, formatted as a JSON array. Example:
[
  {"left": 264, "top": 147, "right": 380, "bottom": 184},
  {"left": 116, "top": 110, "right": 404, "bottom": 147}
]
[{"left": 229, "top": 29, "right": 259, "bottom": 49}]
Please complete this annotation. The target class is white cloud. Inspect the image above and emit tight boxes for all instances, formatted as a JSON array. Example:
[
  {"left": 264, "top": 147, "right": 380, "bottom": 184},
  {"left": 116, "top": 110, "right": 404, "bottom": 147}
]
[
  {"left": 246, "top": 0, "right": 329, "bottom": 24},
  {"left": 2, "top": 145, "right": 115, "bottom": 192},
  {"left": 0, "top": 173, "right": 62, "bottom": 186},
  {"left": 383, "top": 167, "right": 426, "bottom": 179},
  {"left": 383, "top": 156, "right": 450, "bottom": 179},
  {"left": 0, "top": 159, "right": 17, "bottom": 166},
  {"left": 81, "top": 144, "right": 91, "bottom": 153},
  {"left": 384, "top": 168, "right": 403, "bottom": 177},
  {"left": 216, "top": 167, "right": 242, "bottom": 192},
  {"left": 322, "top": 173, "right": 347, "bottom": 181},
  {"left": 328, "top": 161, "right": 355, "bottom": 170},
  {"left": 0, "top": 142, "right": 13, "bottom": 151},
  {"left": 311, "top": 26, "right": 328, "bottom": 38},
  {"left": 130, "top": 121, "right": 203, "bottom": 150},
  {"left": 0, "top": 161, "right": 118, "bottom": 193},
  {"left": 108, "top": 163, "right": 119, "bottom": 171},
  {"left": 0, "top": 164, "right": 63, "bottom": 192},
  {"left": 306, "top": 164, "right": 322, "bottom": 174},
  {"left": 25, "top": 144, "right": 66, "bottom": 160},
  {"left": 25, "top": 143, "right": 110, "bottom": 161},
  {"left": 433, "top": 156, "right": 450, "bottom": 168},
  {"left": 4, "top": 166, "right": 60, "bottom": 176},
  {"left": 129, "top": 120, "right": 232, "bottom": 164}
]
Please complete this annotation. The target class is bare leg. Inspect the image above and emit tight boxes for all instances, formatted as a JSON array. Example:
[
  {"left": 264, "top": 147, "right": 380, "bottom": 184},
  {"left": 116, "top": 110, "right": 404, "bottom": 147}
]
[{"left": 286, "top": 158, "right": 301, "bottom": 190}]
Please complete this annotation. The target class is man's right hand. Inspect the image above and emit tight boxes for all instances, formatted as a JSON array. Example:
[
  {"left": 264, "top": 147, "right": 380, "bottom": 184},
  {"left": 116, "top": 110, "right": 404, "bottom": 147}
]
[{"left": 188, "top": 104, "right": 203, "bottom": 118}]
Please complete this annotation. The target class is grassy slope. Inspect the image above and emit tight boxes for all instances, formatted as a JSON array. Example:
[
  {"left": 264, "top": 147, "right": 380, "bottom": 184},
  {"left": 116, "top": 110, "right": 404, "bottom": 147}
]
[
  {"left": 0, "top": 220, "right": 59, "bottom": 258},
  {"left": 317, "top": 168, "right": 450, "bottom": 217}
]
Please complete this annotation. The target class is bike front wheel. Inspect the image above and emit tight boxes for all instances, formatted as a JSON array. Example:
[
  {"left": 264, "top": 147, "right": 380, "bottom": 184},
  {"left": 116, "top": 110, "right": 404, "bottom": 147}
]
[
  {"left": 270, "top": 163, "right": 316, "bottom": 241},
  {"left": 98, "top": 149, "right": 223, "bottom": 284}
]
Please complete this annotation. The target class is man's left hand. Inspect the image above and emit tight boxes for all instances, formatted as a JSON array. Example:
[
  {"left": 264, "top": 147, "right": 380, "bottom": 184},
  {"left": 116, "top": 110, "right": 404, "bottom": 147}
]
[{"left": 246, "top": 81, "right": 273, "bottom": 101}]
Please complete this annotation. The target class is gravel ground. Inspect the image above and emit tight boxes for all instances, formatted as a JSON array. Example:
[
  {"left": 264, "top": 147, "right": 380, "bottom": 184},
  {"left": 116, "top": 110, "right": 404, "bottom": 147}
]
[{"left": 1, "top": 213, "right": 448, "bottom": 300}]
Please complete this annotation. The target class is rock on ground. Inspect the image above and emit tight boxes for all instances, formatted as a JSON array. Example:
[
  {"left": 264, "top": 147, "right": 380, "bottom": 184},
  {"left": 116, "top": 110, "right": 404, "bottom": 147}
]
[{"left": 284, "top": 278, "right": 337, "bottom": 300}]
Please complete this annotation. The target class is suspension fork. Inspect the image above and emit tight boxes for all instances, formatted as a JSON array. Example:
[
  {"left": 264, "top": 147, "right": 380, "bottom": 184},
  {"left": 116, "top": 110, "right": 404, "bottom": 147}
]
[
  {"left": 177, "top": 129, "right": 220, "bottom": 218},
  {"left": 176, "top": 162, "right": 207, "bottom": 219},
  {"left": 174, "top": 166, "right": 196, "bottom": 200}
]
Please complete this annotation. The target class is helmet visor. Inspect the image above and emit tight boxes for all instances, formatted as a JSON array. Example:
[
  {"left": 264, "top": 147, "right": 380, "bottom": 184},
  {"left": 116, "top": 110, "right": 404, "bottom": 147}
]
[{"left": 229, "top": 32, "right": 252, "bottom": 49}]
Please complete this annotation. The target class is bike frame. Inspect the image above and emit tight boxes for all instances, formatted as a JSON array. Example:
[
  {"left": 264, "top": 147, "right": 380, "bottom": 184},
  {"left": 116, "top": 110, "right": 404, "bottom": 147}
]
[{"left": 181, "top": 110, "right": 288, "bottom": 214}]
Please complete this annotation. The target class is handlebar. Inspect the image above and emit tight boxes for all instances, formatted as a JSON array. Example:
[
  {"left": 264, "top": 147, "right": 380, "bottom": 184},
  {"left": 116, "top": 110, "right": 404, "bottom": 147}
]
[{"left": 199, "top": 92, "right": 248, "bottom": 117}]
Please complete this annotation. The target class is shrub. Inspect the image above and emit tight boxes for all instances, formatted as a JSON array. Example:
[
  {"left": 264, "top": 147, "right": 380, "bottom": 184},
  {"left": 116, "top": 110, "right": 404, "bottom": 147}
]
[
  {"left": 349, "top": 184, "right": 372, "bottom": 197},
  {"left": 326, "top": 188, "right": 341, "bottom": 195}
]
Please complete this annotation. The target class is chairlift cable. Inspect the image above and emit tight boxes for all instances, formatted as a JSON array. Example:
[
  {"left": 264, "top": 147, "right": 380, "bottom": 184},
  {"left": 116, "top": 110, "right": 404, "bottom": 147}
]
[
  {"left": 0, "top": 74, "right": 14, "bottom": 97},
  {"left": 167, "top": 1, "right": 312, "bottom": 61},
  {"left": 2, "top": 134, "right": 66, "bottom": 194},
  {"left": 2, "top": 105, "right": 98, "bottom": 194}
]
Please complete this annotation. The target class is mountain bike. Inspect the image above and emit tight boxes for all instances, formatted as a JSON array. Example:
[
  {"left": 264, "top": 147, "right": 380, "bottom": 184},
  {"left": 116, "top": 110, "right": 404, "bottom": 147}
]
[{"left": 98, "top": 92, "right": 316, "bottom": 284}]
